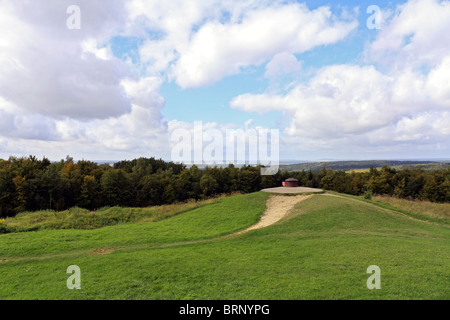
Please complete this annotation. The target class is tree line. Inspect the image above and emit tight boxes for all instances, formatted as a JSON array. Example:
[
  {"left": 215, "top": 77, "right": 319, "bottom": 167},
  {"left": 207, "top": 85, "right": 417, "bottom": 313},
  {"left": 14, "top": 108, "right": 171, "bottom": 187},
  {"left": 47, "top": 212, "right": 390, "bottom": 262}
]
[
  {"left": 288, "top": 165, "right": 450, "bottom": 202},
  {"left": 1, "top": 156, "right": 449, "bottom": 217}
]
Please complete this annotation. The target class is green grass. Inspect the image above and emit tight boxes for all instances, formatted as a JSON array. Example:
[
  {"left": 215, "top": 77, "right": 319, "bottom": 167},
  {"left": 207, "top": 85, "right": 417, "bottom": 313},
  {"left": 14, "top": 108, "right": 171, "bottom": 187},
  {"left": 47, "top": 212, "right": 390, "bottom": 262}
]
[
  {"left": 0, "top": 192, "right": 269, "bottom": 257},
  {"left": 0, "top": 191, "right": 449, "bottom": 300},
  {"left": 372, "top": 195, "right": 450, "bottom": 225},
  {"left": 325, "top": 190, "right": 450, "bottom": 226},
  {"left": 1, "top": 198, "right": 222, "bottom": 233}
]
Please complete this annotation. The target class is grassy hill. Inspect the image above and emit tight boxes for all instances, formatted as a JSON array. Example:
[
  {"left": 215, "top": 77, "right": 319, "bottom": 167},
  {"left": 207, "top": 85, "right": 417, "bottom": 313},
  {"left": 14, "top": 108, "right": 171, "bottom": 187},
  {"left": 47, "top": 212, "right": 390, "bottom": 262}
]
[
  {"left": 0, "top": 192, "right": 449, "bottom": 300},
  {"left": 280, "top": 160, "right": 450, "bottom": 172}
]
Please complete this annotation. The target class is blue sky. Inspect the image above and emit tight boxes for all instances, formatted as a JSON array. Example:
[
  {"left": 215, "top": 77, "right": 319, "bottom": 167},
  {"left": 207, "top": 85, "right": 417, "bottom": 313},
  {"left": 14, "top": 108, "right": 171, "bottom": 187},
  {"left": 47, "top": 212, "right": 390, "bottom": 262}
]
[
  {"left": 0, "top": 0, "right": 449, "bottom": 162},
  {"left": 158, "top": 1, "right": 378, "bottom": 126}
]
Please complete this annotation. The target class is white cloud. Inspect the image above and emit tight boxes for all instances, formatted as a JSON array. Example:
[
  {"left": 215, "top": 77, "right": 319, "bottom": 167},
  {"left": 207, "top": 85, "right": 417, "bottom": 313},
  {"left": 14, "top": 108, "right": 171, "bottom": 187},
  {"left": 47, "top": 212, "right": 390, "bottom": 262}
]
[
  {"left": 230, "top": 93, "right": 287, "bottom": 114},
  {"left": 264, "top": 52, "right": 302, "bottom": 78},
  {"left": 1, "top": 0, "right": 449, "bottom": 161},
  {"left": 426, "top": 55, "right": 450, "bottom": 105},
  {"left": 0, "top": 1, "right": 169, "bottom": 159},
  {"left": 230, "top": 0, "right": 450, "bottom": 157},
  {"left": 367, "top": 0, "right": 450, "bottom": 69},
  {"left": 129, "top": 0, "right": 357, "bottom": 87},
  {"left": 231, "top": 60, "right": 450, "bottom": 153},
  {"left": 173, "top": 3, "right": 357, "bottom": 87},
  {"left": 0, "top": 0, "right": 132, "bottom": 120},
  {"left": 232, "top": 64, "right": 396, "bottom": 137},
  {"left": 82, "top": 38, "right": 114, "bottom": 60}
]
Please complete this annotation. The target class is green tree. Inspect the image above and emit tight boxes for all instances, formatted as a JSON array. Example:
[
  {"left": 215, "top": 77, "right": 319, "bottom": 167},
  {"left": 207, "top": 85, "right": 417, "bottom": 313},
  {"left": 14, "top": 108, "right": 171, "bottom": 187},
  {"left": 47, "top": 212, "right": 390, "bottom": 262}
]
[
  {"left": 200, "top": 174, "right": 219, "bottom": 196},
  {"left": 101, "top": 169, "right": 132, "bottom": 206},
  {"left": 12, "top": 175, "right": 27, "bottom": 214},
  {"left": 140, "top": 174, "right": 165, "bottom": 206},
  {"left": 320, "top": 169, "right": 335, "bottom": 190},
  {"left": 163, "top": 183, "right": 177, "bottom": 203},
  {"left": 422, "top": 172, "right": 445, "bottom": 202},
  {"left": 80, "top": 175, "right": 100, "bottom": 209}
]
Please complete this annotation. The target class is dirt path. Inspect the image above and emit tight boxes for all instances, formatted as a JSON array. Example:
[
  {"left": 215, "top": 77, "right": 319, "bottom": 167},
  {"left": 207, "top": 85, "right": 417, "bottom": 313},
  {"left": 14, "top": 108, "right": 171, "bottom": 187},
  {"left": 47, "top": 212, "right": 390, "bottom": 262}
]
[{"left": 235, "top": 195, "right": 312, "bottom": 235}]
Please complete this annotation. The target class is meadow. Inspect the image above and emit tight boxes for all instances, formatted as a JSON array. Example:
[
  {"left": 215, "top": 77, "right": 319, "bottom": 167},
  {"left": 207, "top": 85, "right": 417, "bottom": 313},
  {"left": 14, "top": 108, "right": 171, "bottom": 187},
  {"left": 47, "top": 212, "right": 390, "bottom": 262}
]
[
  {"left": 372, "top": 195, "right": 450, "bottom": 225},
  {"left": 0, "top": 191, "right": 448, "bottom": 300}
]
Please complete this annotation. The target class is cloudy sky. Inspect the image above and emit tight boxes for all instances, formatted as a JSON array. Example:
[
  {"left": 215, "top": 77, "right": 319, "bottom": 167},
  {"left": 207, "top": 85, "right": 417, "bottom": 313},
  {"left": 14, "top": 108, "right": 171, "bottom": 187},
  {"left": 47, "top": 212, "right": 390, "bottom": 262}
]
[{"left": 0, "top": 0, "right": 449, "bottom": 162}]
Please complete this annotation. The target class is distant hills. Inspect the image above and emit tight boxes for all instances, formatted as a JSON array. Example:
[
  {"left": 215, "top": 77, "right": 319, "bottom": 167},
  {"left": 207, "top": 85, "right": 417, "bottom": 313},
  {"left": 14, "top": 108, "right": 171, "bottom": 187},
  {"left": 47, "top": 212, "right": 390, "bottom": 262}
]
[
  {"left": 93, "top": 159, "right": 450, "bottom": 172},
  {"left": 280, "top": 160, "right": 450, "bottom": 172}
]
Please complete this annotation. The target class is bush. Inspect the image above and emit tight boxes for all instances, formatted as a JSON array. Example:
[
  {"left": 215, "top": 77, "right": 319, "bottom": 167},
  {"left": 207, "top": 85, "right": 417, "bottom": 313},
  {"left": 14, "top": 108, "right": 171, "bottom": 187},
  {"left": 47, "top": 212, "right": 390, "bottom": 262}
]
[
  {"left": 364, "top": 190, "right": 373, "bottom": 200},
  {"left": 0, "top": 223, "right": 15, "bottom": 234}
]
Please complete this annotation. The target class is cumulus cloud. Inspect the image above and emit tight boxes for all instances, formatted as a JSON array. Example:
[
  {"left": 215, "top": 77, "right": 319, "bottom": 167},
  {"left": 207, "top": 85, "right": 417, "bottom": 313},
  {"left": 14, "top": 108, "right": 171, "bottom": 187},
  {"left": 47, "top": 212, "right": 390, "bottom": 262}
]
[
  {"left": 232, "top": 65, "right": 395, "bottom": 137},
  {"left": 366, "top": 0, "right": 450, "bottom": 70},
  {"left": 0, "top": 0, "right": 360, "bottom": 160},
  {"left": 426, "top": 55, "right": 450, "bottom": 105},
  {"left": 173, "top": 3, "right": 357, "bottom": 87},
  {"left": 230, "top": 0, "right": 450, "bottom": 157},
  {"left": 2, "top": 0, "right": 448, "bottom": 161},
  {"left": 0, "top": 0, "right": 171, "bottom": 159},
  {"left": 56, "top": 76, "right": 167, "bottom": 154},
  {"left": 0, "top": 97, "right": 60, "bottom": 141},
  {"left": 264, "top": 52, "right": 302, "bottom": 78},
  {"left": 0, "top": 0, "right": 132, "bottom": 120},
  {"left": 231, "top": 59, "right": 450, "bottom": 152},
  {"left": 130, "top": 0, "right": 358, "bottom": 87}
]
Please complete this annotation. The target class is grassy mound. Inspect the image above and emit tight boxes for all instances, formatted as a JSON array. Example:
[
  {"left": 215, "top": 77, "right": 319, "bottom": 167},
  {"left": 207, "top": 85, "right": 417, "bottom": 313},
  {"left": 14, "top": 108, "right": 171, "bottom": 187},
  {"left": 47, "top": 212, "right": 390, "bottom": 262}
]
[
  {"left": 0, "top": 198, "right": 222, "bottom": 233},
  {"left": 0, "top": 192, "right": 448, "bottom": 300}
]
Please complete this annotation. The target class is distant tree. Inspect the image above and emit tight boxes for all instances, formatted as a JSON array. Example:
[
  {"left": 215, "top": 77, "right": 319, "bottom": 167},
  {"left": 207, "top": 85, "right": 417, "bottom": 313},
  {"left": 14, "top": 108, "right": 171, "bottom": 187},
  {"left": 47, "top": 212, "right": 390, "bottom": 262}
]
[
  {"left": 1, "top": 155, "right": 449, "bottom": 217},
  {"left": 189, "top": 165, "right": 203, "bottom": 198},
  {"left": 422, "top": 172, "right": 445, "bottom": 202},
  {"left": 39, "top": 163, "right": 63, "bottom": 210},
  {"left": 140, "top": 174, "right": 165, "bottom": 206},
  {"left": 200, "top": 174, "right": 219, "bottom": 196},
  {"left": 304, "top": 170, "right": 312, "bottom": 187},
  {"left": 0, "top": 161, "right": 16, "bottom": 216},
  {"left": 101, "top": 169, "right": 132, "bottom": 206},
  {"left": 404, "top": 169, "right": 426, "bottom": 199},
  {"left": 443, "top": 176, "right": 450, "bottom": 202},
  {"left": 60, "top": 159, "right": 83, "bottom": 209},
  {"left": 80, "top": 175, "right": 100, "bottom": 209},
  {"left": 364, "top": 166, "right": 391, "bottom": 195},
  {"left": 223, "top": 164, "right": 239, "bottom": 192},
  {"left": 349, "top": 172, "right": 365, "bottom": 195},
  {"left": 12, "top": 176, "right": 27, "bottom": 214},
  {"left": 320, "top": 169, "right": 335, "bottom": 190},
  {"left": 296, "top": 170, "right": 308, "bottom": 186},
  {"left": 261, "top": 174, "right": 276, "bottom": 189},
  {"left": 238, "top": 166, "right": 260, "bottom": 193},
  {"left": 163, "top": 183, "right": 177, "bottom": 203}
]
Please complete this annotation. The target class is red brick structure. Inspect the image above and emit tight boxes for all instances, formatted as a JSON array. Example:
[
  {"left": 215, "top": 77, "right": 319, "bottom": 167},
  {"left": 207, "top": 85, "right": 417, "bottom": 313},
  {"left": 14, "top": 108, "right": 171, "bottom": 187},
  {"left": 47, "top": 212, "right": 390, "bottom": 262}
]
[{"left": 284, "top": 178, "right": 298, "bottom": 187}]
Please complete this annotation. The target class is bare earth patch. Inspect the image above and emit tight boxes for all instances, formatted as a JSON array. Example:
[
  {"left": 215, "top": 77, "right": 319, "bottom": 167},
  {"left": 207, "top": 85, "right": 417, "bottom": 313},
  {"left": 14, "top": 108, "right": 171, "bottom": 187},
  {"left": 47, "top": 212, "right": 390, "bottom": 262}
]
[
  {"left": 236, "top": 195, "right": 312, "bottom": 235},
  {"left": 91, "top": 248, "right": 116, "bottom": 255}
]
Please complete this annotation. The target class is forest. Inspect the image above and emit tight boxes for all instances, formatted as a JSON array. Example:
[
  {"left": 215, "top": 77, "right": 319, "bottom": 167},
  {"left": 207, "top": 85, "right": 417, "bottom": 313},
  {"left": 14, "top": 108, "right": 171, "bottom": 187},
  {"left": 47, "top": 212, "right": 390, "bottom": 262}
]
[{"left": 0, "top": 155, "right": 449, "bottom": 217}]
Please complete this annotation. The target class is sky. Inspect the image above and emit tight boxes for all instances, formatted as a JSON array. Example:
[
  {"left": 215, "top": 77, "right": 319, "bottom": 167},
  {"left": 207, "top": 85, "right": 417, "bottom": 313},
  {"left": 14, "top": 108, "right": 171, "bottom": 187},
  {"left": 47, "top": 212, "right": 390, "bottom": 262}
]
[{"left": 0, "top": 0, "right": 449, "bottom": 163}]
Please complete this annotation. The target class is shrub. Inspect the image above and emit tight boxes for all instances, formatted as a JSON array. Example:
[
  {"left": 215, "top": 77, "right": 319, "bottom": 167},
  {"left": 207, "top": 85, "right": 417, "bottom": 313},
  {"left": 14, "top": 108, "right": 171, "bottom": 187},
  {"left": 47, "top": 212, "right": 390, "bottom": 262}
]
[
  {"left": 0, "top": 223, "right": 14, "bottom": 234},
  {"left": 364, "top": 190, "right": 373, "bottom": 200}
]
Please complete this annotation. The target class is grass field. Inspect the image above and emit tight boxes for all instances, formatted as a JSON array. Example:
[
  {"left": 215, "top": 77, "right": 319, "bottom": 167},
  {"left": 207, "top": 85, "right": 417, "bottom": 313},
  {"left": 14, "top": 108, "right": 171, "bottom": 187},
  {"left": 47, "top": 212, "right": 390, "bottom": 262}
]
[
  {"left": 0, "top": 191, "right": 449, "bottom": 300},
  {"left": 372, "top": 195, "right": 450, "bottom": 225},
  {"left": 1, "top": 197, "right": 221, "bottom": 233}
]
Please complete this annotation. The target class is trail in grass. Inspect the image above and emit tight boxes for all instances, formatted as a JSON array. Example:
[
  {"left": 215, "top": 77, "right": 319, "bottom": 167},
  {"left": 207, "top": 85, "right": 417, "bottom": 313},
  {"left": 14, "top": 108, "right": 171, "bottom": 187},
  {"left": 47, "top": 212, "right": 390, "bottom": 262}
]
[
  {"left": 1, "top": 194, "right": 312, "bottom": 263},
  {"left": 2, "top": 192, "right": 446, "bottom": 265},
  {"left": 234, "top": 194, "right": 312, "bottom": 235}
]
